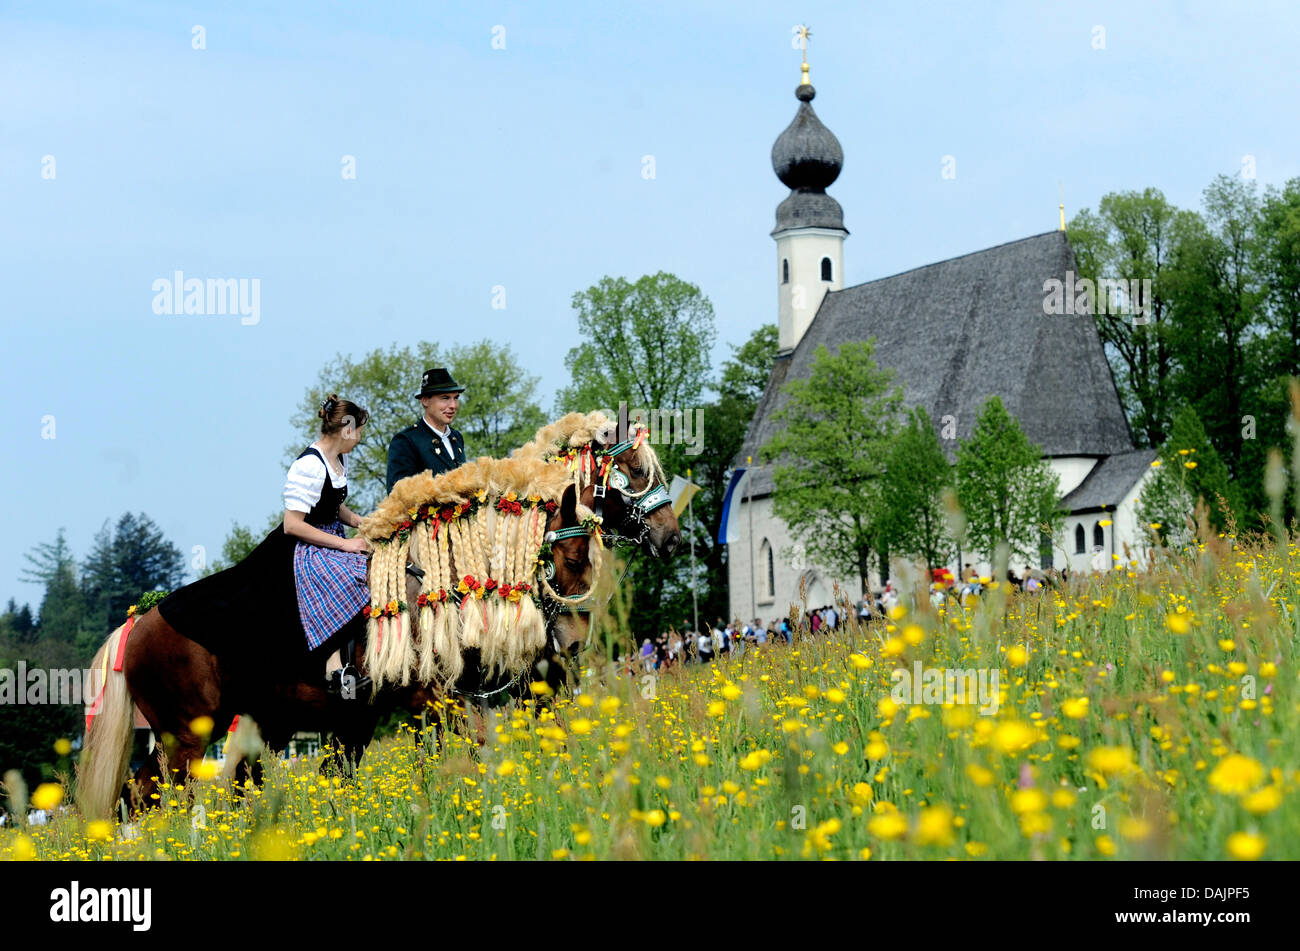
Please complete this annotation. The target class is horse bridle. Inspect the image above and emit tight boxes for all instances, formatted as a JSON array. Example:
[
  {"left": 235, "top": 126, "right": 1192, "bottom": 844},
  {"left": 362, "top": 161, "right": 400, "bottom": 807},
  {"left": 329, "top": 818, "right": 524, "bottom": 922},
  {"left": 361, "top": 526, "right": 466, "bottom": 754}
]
[{"left": 586, "top": 436, "right": 673, "bottom": 549}]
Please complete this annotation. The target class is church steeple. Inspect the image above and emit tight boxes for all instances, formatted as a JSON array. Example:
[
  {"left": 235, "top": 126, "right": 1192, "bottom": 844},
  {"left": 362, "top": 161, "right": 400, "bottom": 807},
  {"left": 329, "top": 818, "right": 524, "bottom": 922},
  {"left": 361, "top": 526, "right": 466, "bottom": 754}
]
[{"left": 772, "top": 27, "right": 848, "bottom": 353}]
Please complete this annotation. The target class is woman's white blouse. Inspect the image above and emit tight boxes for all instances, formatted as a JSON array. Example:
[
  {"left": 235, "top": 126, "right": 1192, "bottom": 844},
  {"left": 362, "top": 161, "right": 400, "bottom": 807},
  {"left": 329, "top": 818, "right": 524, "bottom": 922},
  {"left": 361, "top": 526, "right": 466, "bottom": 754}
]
[{"left": 284, "top": 448, "right": 347, "bottom": 513}]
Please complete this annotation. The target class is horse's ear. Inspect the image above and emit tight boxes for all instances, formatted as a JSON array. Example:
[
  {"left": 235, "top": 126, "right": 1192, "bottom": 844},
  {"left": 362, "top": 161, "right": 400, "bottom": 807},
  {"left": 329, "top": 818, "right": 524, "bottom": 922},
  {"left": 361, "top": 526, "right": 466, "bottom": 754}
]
[{"left": 561, "top": 484, "right": 578, "bottom": 525}]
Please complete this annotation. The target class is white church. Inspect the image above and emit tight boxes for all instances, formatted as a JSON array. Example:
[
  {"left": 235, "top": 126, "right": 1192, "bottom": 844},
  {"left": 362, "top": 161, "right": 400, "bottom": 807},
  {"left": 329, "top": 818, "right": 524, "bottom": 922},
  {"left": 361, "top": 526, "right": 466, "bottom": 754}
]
[{"left": 726, "top": 60, "right": 1157, "bottom": 621}]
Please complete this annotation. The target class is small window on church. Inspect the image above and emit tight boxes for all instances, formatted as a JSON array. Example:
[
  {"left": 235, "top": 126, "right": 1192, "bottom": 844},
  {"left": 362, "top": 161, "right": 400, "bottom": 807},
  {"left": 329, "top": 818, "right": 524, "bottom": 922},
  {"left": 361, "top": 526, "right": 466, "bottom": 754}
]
[
  {"left": 761, "top": 539, "right": 774, "bottom": 600},
  {"left": 782, "top": 259, "right": 789, "bottom": 284},
  {"left": 821, "top": 257, "right": 832, "bottom": 281},
  {"left": 1074, "top": 524, "right": 1085, "bottom": 554},
  {"left": 1093, "top": 522, "right": 1104, "bottom": 549}
]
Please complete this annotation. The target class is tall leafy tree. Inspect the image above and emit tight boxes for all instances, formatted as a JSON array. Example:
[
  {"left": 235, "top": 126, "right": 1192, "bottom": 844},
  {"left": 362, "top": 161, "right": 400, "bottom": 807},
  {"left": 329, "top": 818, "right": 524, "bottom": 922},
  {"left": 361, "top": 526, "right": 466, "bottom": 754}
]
[
  {"left": 690, "top": 324, "right": 778, "bottom": 626},
  {"left": 761, "top": 340, "right": 904, "bottom": 594},
  {"left": 955, "top": 397, "right": 1063, "bottom": 565},
  {"left": 1068, "top": 190, "right": 1186, "bottom": 447},
  {"left": 554, "top": 272, "right": 717, "bottom": 415},
  {"left": 1257, "top": 178, "right": 1300, "bottom": 378},
  {"left": 290, "top": 340, "right": 545, "bottom": 513},
  {"left": 880, "top": 408, "right": 953, "bottom": 573},
  {"left": 553, "top": 272, "right": 718, "bottom": 638},
  {"left": 444, "top": 341, "right": 547, "bottom": 458},
  {"left": 1165, "top": 176, "right": 1263, "bottom": 490}
]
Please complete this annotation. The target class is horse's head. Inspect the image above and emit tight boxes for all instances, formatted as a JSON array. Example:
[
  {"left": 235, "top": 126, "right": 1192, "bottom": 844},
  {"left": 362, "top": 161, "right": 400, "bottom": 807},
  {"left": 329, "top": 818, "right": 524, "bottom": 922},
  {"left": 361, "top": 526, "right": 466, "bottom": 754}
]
[
  {"left": 542, "top": 484, "right": 601, "bottom": 657},
  {"left": 590, "top": 422, "right": 681, "bottom": 558}
]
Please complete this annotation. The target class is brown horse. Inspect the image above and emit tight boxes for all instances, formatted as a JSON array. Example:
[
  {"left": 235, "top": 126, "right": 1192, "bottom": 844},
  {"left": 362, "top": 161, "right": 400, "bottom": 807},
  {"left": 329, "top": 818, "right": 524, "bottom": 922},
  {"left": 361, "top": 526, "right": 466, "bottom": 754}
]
[
  {"left": 76, "top": 482, "right": 601, "bottom": 820},
  {"left": 77, "top": 412, "right": 682, "bottom": 818}
]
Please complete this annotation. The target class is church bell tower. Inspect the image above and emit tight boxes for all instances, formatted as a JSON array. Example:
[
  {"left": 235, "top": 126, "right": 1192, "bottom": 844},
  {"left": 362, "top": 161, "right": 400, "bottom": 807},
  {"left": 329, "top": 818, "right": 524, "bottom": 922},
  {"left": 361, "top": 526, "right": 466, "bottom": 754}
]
[{"left": 771, "top": 29, "right": 847, "bottom": 353}]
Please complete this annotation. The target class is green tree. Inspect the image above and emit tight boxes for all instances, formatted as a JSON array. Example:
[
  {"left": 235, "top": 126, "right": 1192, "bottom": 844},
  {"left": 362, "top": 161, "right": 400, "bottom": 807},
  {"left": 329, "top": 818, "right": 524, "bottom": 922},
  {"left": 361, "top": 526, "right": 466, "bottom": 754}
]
[
  {"left": 1068, "top": 190, "right": 1187, "bottom": 447},
  {"left": 553, "top": 272, "right": 718, "bottom": 639},
  {"left": 1136, "top": 405, "right": 1240, "bottom": 540},
  {"left": 1165, "top": 176, "right": 1263, "bottom": 493},
  {"left": 955, "top": 397, "right": 1063, "bottom": 565},
  {"left": 290, "top": 340, "right": 545, "bottom": 514},
  {"left": 445, "top": 341, "right": 546, "bottom": 458},
  {"left": 690, "top": 324, "right": 779, "bottom": 626},
  {"left": 80, "top": 513, "right": 186, "bottom": 645},
  {"left": 880, "top": 408, "right": 953, "bottom": 573},
  {"left": 555, "top": 272, "right": 717, "bottom": 415},
  {"left": 19, "top": 529, "right": 82, "bottom": 646},
  {"left": 761, "top": 340, "right": 904, "bottom": 595}
]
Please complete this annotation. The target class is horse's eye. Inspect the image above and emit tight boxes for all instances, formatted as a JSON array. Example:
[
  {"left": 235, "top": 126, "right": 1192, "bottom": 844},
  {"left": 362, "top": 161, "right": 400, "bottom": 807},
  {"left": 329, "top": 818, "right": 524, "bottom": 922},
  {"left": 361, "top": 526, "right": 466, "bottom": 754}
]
[
  {"left": 565, "top": 557, "right": 585, "bottom": 572},
  {"left": 630, "top": 465, "right": 645, "bottom": 478}
]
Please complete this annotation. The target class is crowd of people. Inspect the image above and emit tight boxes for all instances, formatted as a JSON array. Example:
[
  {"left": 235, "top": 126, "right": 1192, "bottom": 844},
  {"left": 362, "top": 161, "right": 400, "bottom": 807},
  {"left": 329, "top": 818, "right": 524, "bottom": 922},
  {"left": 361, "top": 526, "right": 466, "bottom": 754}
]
[{"left": 620, "top": 563, "right": 1076, "bottom": 673}]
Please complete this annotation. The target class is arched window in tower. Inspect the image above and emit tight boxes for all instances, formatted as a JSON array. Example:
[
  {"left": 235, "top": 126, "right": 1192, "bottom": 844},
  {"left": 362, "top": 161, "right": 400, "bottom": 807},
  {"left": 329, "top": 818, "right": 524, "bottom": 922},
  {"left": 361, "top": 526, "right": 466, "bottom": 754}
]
[
  {"left": 821, "top": 257, "right": 833, "bottom": 281},
  {"left": 1093, "top": 521, "right": 1104, "bottom": 549},
  {"left": 761, "top": 539, "right": 774, "bottom": 600},
  {"left": 782, "top": 259, "right": 789, "bottom": 284},
  {"left": 1074, "top": 524, "right": 1086, "bottom": 554}
]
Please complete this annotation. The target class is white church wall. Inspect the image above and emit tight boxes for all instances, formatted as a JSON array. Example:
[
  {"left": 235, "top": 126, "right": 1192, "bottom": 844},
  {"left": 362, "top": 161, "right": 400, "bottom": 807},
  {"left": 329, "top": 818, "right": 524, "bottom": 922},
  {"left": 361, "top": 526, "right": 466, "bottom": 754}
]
[
  {"left": 727, "top": 494, "right": 860, "bottom": 626},
  {"left": 1049, "top": 457, "right": 1101, "bottom": 498},
  {"left": 1114, "top": 469, "right": 1157, "bottom": 568}
]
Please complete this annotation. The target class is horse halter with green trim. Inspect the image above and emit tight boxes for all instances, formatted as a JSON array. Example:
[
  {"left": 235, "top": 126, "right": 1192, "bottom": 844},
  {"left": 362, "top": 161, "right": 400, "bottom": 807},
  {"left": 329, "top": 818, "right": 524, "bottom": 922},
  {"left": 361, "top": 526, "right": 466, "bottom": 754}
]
[{"left": 590, "top": 437, "right": 672, "bottom": 545}]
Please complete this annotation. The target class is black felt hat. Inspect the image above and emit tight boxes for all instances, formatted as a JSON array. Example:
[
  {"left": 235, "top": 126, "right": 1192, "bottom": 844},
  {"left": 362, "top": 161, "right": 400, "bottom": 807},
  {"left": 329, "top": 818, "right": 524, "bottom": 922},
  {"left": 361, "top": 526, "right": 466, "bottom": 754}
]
[{"left": 415, "top": 368, "right": 465, "bottom": 398}]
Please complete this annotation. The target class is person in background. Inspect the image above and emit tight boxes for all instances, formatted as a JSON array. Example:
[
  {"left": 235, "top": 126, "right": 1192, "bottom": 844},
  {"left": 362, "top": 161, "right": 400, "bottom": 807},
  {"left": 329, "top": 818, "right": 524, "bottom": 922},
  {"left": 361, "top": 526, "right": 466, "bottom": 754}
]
[{"left": 697, "top": 628, "right": 715, "bottom": 664}]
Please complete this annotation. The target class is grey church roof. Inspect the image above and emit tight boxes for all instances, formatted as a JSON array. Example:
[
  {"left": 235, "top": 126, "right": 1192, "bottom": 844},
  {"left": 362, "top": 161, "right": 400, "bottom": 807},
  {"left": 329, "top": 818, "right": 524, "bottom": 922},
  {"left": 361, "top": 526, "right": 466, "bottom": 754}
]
[
  {"left": 1060, "top": 448, "right": 1158, "bottom": 512},
  {"left": 739, "top": 230, "right": 1136, "bottom": 497}
]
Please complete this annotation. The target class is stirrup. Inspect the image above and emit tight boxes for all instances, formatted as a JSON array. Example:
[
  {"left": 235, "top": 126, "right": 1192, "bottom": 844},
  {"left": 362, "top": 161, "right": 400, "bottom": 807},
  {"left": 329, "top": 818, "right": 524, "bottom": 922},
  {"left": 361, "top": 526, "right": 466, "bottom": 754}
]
[{"left": 326, "top": 665, "right": 372, "bottom": 699}]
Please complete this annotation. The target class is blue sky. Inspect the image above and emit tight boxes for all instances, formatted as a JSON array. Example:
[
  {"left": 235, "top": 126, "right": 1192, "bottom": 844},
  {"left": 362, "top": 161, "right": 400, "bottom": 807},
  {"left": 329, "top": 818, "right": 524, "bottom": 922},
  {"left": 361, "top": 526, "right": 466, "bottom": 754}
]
[{"left": 3, "top": 0, "right": 1298, "bottom": 610}]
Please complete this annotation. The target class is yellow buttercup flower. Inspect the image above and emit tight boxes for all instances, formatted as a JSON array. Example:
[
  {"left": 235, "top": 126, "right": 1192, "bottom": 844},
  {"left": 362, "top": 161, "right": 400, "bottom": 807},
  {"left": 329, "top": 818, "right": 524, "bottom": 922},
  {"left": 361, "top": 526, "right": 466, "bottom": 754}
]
[
  {"left": 1208, "top": 754, "right": 1264, "bottom": 796},
  {"left": 915, "top": 805, "right": 955, "bottom": 846},
  {"left": 1241, "top": 785, "right": 1281, "bottom": 815},
  {"left": 1086, "top": 746, "right": 1135, "bottom": 776},
  {"left": 1061, "top": 697, "right": 1089, "bottom": 719},
  {"left": 30, "top": 783, "right": 63, "bottom": 811},
  {"left": 1225, "top": 831, "right": 1266, "bottom": 860},
  {"left": 992, "top": 720, "right": 1037, "bottom": 755},
  {"left": 867, "top": 812, "right": 907, "bottom": 840}
]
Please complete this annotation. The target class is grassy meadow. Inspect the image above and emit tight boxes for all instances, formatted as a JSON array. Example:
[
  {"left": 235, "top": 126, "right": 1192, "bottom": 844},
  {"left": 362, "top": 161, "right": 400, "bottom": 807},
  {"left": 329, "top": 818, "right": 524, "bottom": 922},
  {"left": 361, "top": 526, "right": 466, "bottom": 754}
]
[{"left": 1, "top": 534, "right": 1296, "bottom": 861}]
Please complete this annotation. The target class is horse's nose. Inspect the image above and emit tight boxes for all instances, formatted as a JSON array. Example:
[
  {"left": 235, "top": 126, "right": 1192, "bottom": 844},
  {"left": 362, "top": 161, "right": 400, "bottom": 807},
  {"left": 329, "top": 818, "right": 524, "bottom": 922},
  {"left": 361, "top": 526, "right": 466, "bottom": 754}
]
[{"left": 662, "top": 531, "right": 681, "bottom": 557}]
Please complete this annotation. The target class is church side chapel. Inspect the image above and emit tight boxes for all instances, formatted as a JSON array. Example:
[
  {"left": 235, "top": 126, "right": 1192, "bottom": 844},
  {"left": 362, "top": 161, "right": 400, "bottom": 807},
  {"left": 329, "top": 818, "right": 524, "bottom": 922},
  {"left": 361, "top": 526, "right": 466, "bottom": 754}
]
[{"left": 729, "top": 38, "right": 1156, "bottom": 620}]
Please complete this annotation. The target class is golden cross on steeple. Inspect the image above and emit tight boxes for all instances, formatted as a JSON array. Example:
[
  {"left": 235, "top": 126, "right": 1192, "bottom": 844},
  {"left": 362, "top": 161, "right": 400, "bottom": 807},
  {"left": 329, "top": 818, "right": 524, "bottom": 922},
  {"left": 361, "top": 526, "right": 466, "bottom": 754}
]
[
  {"left": 798, "top": 25, "right": 812, "bottom": 85},
  {"left": 1059, "top": 182, "right": 1066, "bottom": 231}
]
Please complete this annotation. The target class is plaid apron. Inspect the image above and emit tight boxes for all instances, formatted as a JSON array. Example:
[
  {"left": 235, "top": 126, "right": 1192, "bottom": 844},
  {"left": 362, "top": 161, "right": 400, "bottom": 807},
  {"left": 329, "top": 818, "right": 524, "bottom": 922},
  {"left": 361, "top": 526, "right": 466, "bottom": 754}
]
[{"left": 293, "top": 520, "right": 369, "bottom": 650}]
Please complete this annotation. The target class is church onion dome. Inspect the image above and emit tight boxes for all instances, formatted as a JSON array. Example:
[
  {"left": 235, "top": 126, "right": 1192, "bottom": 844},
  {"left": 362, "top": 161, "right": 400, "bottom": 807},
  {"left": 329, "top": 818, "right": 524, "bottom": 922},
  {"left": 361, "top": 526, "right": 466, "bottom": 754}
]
[
  {"left": 772, "top": 83, "right": 846, "bottom": 234},
  {"left": 772, "top": 83, "right": 843, "bottom": 192}
]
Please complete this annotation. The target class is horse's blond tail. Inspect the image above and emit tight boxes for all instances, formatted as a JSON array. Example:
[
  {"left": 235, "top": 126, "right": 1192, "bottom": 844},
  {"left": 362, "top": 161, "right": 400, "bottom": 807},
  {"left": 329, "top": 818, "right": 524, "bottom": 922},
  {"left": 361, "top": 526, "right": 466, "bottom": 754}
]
[{"left": 77, "top": 625, "right": 135, "bottom": 820}]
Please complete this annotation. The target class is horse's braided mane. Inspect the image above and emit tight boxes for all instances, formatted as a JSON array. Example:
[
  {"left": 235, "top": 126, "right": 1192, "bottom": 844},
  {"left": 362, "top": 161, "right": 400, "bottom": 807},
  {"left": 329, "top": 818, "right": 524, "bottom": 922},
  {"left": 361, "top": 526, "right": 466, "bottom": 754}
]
[{"left": 513, "top": 410, "right": 668, "bottom": 494}]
